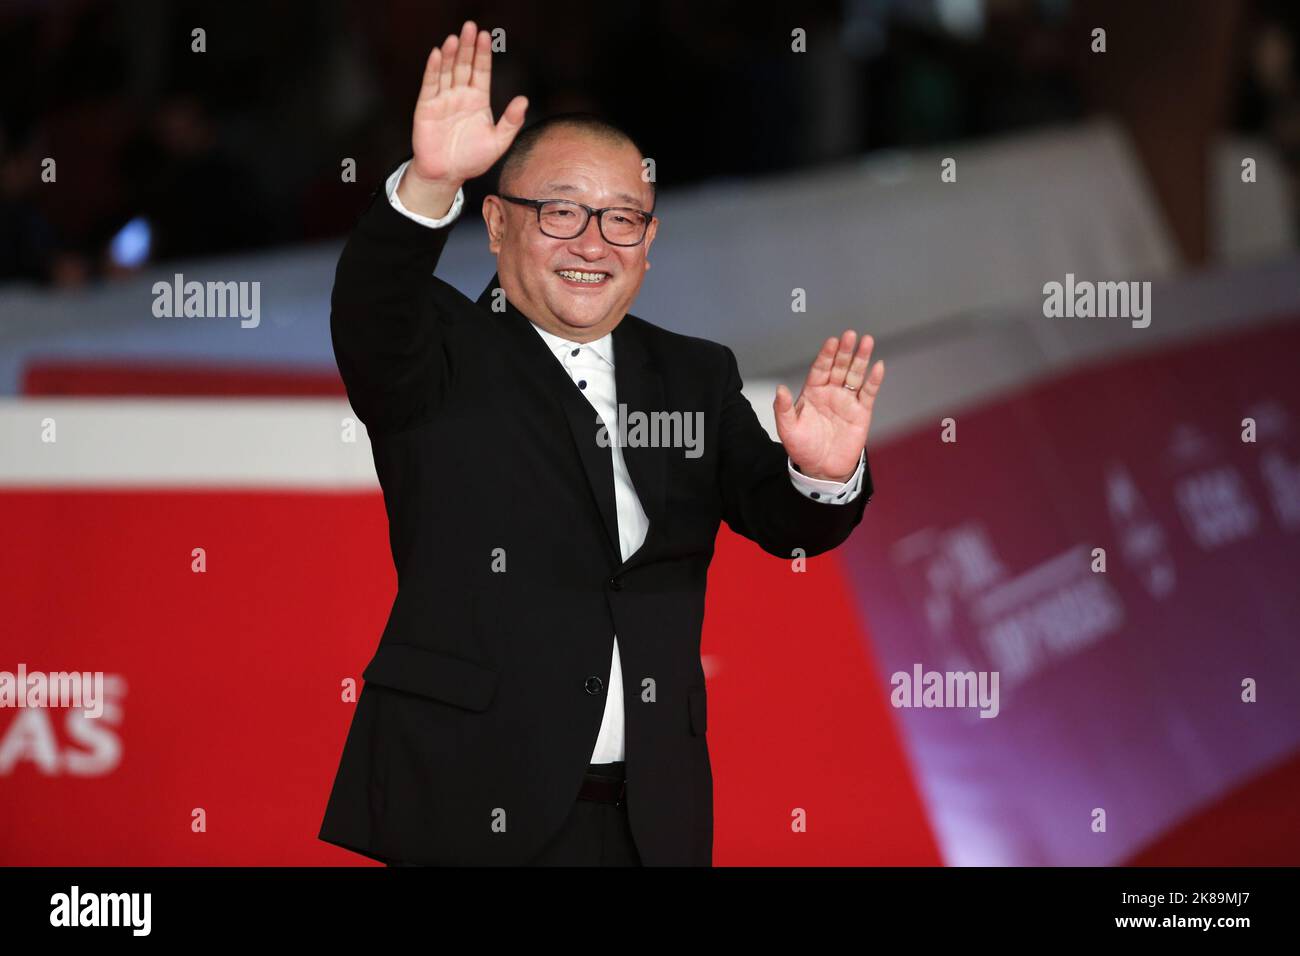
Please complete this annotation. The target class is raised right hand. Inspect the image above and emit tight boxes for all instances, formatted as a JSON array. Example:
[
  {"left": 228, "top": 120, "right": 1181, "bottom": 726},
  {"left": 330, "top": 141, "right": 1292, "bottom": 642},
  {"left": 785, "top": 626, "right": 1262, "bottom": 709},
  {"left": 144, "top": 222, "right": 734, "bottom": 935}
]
[{"left": 409, "top": 20, "right": 528, "bottom": 188}]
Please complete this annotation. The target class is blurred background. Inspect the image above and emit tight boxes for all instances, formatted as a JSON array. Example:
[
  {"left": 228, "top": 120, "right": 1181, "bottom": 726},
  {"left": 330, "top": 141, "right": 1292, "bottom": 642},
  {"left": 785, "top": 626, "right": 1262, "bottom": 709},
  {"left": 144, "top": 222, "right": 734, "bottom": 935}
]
[{"left": 1, "top": 0, "right": 1298, "bottom": 865}]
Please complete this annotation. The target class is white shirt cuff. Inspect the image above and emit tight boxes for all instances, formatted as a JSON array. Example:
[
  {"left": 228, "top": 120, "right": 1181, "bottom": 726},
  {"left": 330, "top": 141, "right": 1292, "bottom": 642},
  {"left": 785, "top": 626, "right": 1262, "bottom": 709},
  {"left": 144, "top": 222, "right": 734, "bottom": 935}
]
[
  {"left": 385, "top": 159, "right": 464, "bottom": 227},
  {"left": 788, "top": 450, "right": 865, "bottom": 504}
]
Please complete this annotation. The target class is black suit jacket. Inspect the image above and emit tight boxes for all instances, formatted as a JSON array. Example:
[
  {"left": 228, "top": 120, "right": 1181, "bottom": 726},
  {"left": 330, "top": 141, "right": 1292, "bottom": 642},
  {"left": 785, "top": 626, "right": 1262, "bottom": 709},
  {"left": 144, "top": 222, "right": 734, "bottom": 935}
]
[{"left": 318, "top": 163, "right": 874, "bottom": 865}]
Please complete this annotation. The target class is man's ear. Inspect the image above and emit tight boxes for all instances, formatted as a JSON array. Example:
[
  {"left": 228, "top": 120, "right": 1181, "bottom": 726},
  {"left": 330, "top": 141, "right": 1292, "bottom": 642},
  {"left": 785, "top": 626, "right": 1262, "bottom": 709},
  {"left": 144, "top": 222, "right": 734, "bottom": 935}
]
[
  {"left": 642, "top": 216, "right": 659, "bottom": 271},
  {"left": 483, "top": 196, "right": 505, "bottom": 254}
]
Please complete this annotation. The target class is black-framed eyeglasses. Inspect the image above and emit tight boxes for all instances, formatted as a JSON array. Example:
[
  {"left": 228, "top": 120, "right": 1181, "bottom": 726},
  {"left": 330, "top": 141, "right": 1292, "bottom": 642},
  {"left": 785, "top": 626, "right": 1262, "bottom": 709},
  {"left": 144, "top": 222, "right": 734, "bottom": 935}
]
[{"left": 498, "top": 194, "right": 654, "bottom": 246}]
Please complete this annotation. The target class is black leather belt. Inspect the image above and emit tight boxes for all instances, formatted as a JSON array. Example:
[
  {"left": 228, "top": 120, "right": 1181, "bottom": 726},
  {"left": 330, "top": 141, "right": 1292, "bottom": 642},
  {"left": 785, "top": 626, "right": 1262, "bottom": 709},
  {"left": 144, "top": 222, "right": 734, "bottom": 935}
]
[{"left": 579, "top": 762, "right": 627, "bottom": 807}]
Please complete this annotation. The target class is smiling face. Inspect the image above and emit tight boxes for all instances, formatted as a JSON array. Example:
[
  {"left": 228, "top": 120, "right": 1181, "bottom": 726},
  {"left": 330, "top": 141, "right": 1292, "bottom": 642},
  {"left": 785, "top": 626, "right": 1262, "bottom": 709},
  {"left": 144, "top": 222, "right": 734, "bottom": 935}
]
[{"left": 483, "top": 127, "right": 658, "bottom": 343}]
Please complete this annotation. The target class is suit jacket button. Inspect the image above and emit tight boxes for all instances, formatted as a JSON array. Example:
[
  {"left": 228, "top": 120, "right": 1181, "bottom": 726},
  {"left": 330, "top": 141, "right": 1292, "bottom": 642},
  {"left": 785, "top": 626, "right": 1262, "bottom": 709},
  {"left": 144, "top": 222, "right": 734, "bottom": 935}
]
[
  {"left": 608, "top": 576, "right": 622, "bottom": 591},
  {"left": 585, "top": 676, "right": 604, "bottom": 695}
]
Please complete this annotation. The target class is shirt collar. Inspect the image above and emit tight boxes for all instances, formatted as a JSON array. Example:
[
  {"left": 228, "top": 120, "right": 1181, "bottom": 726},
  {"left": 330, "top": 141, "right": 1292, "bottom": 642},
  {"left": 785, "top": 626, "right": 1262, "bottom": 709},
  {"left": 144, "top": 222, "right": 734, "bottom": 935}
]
[{"left": 528, "top": 320, "right": 615, "bottom": 368}]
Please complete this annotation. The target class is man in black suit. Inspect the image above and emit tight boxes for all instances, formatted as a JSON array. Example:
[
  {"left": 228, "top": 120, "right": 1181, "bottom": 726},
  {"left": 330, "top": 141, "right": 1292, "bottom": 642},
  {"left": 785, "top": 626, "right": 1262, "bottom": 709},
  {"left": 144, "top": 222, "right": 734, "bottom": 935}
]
[{"left": 319, "top": 20, "right": 886, "bottom": 866}]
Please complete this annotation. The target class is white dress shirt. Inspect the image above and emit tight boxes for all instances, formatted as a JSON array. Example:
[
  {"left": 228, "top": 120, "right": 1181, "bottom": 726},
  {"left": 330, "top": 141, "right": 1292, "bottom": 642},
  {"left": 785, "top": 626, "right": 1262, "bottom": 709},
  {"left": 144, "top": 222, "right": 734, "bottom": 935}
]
[{"left": 384, "top": 159, "right": 865, "bottom": 763}]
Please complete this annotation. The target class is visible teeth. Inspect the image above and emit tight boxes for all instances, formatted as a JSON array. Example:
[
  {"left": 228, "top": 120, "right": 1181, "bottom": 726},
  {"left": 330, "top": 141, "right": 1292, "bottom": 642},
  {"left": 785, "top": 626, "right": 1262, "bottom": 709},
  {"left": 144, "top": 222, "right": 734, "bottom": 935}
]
[{"left": 558, "top": 270, "right": 607, "bottom": 283}]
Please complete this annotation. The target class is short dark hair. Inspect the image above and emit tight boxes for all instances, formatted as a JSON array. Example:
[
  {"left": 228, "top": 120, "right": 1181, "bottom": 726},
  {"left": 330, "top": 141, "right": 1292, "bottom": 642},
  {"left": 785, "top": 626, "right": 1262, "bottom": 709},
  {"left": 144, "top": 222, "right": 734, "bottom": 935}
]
[{"left": 496, "top": 112, "right": 655, "bottom": 208}]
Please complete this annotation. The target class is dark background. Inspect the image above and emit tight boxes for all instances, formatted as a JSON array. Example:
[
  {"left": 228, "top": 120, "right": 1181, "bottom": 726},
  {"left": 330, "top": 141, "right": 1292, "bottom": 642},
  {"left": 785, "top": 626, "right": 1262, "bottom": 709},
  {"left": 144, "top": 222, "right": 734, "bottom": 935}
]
[{"left": 3, "top": 0, "right": 1298, "bottom": 286}]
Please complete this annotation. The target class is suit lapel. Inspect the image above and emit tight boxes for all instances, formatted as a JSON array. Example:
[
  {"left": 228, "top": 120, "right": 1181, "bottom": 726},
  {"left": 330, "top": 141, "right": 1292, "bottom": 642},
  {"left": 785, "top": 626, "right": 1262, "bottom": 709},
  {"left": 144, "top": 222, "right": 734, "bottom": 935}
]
[{"left": 478, "top": 273, "right": 660, "bottom": 564}]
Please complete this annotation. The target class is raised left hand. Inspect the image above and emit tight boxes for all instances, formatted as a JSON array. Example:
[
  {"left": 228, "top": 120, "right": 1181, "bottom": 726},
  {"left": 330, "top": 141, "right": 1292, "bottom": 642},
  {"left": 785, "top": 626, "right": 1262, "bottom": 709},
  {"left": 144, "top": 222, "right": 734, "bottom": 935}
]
[{"left": 774, "top": 330, "right": 885, "bottom": 482}]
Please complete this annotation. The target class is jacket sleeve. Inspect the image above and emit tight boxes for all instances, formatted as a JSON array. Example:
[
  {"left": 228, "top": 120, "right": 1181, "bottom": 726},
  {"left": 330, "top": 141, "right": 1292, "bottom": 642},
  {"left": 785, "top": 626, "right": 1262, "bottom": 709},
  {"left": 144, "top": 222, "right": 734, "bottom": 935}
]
[
  {"left": 716, "top": 345, "right": 873, "bottom": 558},
  {"left": 329, "top": 159, "right": 458, "bottom": 436}
]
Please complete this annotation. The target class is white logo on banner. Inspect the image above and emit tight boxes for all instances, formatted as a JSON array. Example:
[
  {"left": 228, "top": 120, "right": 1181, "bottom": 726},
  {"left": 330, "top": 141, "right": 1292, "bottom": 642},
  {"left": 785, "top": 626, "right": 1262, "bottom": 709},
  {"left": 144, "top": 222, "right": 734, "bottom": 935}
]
[{"left": 0, "top": 673, "right": 126, "bottom": 776}]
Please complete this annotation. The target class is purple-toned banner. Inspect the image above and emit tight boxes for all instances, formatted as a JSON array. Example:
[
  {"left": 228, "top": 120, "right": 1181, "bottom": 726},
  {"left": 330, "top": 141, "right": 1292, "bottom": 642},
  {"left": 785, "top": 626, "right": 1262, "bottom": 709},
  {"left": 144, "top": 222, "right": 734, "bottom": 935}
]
[{"left": 842, "top": 317, "right": 1300, "bottom": 865}]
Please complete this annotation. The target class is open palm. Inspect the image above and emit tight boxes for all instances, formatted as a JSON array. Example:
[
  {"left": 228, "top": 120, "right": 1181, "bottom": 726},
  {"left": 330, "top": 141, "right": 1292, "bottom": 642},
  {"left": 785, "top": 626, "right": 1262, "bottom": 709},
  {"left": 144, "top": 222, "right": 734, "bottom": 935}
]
[
  {"left": 775, "top": 331, "right": 885, "bottom": 482},
  {"left": 410, "top": 21, "right": 528, "bottom": 186}
]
